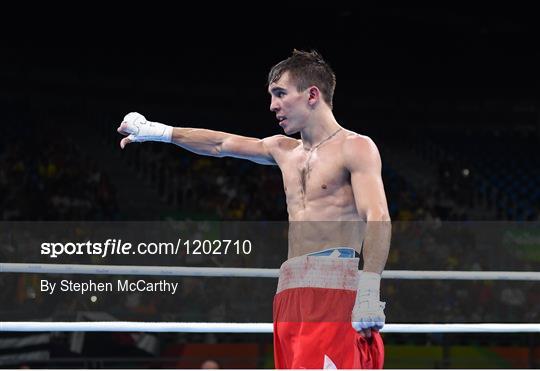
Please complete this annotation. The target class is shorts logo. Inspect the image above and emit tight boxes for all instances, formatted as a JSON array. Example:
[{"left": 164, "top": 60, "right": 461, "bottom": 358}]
[{"left": 323, "top": 354, "right": 337, "bottom": 369}]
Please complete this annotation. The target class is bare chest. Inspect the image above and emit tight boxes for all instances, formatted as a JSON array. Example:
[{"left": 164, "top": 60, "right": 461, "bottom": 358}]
[{"left": 279, "top": 146, "right": 350, "bottom": 204}]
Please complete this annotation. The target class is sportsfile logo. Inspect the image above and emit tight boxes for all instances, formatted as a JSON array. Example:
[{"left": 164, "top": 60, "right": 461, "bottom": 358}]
[
  {"left": 40, "top": 239, "right": 179, "bottom": 258},
  {"left": 40, "top": 239, "right": 253, "bottom": 258}
]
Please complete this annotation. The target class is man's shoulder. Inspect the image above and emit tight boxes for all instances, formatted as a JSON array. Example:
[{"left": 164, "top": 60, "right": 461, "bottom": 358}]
[
  {"left": 262, "top": 134, "right": 300, "bottom": 151},
  {"left": 341, "top": 131, "right": 381, "bottom": 169},
  {"left": 342, "top": 131, "right": 378, "bottom": 153}
]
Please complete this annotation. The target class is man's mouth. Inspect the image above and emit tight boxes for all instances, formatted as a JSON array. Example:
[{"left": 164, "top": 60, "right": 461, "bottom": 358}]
[{"left": 277, "top": 116, "right": 287, "bottom": 126}]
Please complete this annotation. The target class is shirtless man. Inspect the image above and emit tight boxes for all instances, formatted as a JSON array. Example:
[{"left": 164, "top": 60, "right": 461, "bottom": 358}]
[{"left": 117, "top": 50, "right": 391, "bottom": 369}]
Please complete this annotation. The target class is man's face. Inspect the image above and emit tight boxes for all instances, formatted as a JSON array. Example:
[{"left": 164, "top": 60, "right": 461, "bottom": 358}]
[{"left": 268, "top": 71, "right": 310, "bottom": 135}]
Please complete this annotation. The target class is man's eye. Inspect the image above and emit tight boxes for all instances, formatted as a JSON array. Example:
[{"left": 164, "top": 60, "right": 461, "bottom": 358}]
[{"left": 277, "top": 92, "right": 285, "bottom": 98}]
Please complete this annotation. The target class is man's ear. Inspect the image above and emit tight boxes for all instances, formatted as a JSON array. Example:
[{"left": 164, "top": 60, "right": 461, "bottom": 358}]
[{"left": 307, "top": 86, "right": 321, "bottom": 107}]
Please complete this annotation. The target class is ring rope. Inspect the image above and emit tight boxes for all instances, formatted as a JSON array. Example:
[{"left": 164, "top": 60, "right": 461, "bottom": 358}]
[
  {"left": 1, "top": 263, "right": 539, "bottom": 281},
  {"left": 1, "top": 322, "right": 539, "bottom": 333}
]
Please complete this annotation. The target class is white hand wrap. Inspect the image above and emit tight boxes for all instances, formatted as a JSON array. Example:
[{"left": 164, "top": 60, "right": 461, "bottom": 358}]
[
  {"left": 122, "top": 112, "right": 173, "bottom": 143},
  {"left": 352, "top": 271, "right": 386, "bottom": 331}
]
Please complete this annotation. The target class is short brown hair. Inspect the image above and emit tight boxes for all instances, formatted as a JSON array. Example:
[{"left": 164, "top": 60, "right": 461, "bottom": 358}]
[{"left": 268, "top": 49, "right": 336, "bottom": 109}]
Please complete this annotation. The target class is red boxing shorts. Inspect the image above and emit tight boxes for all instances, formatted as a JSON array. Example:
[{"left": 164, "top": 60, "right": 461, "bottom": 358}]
[{"left": 273, "top": 250, "right": 384, "bottom": 369}]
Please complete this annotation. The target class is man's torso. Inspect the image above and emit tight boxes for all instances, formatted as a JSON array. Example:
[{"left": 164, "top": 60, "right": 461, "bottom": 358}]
[{"left": 269, "top": 130, "right": 366, "bottom": 257}]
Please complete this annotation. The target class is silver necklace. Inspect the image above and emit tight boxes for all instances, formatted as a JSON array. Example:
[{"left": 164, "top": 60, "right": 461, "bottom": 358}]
[
  {"left": 302, "top": 128, "right": 342, "bottom": 183},
  {"left": 304, "top": 128, "right": 342, "bottom": 153}
]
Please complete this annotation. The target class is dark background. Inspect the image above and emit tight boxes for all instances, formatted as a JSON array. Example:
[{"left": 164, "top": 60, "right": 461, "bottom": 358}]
[
  {"left": 1, "top": 6, "right": 539, "bottom": 368},
  {"left": 3, "top": 6, "right": 540, "bottom": 222}
]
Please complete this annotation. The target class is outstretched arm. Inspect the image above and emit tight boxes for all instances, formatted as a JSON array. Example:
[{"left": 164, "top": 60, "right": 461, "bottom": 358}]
[{"left": 117, "top": 112, "right": 277, "bottom": 165}]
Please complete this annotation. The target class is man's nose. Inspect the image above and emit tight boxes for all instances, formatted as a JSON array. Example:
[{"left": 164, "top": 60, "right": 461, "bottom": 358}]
[{"left": 270, "top": 99, "right": 279, "bottom": 112}]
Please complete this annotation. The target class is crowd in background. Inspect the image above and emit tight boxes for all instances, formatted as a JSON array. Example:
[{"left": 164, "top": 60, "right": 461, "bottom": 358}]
[
  {"left": 1, "top": 79, "right": 539, "bottom": 370},
  {"left": 1, "top": 104, "right": 539, "bottom": 368}
]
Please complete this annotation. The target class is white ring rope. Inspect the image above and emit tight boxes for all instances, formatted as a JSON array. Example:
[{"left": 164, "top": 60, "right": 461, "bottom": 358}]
[
  {"left": 1, "top": 263, "right": 539, "bottom": 281},
  {"left": 1, "top": 322, "right": 539, "bottom": 333},
  {"left": 2, "top": 264, "right": 538, "bottom": 334}
]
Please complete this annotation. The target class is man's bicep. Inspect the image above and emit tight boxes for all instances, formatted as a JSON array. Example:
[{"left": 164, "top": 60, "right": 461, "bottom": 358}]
[
  {"left": 350, "top": 171, "right": 389, "bottom": 221},
  {"left": 345, "top": 137, "right": 389, "bottom": 221},
  {"left": 221, "top": 135, "right": 277, "bottom": 165}
]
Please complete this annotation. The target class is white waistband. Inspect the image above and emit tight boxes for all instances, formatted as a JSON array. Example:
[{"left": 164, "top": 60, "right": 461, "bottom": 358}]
[{"left": 276, "top": 254, "right": 360, "bottom": 294}]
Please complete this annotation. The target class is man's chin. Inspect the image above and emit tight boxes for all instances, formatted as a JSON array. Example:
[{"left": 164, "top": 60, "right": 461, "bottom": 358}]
[{"left": 283, "top": 126, "right": 299, "bottom": 136}]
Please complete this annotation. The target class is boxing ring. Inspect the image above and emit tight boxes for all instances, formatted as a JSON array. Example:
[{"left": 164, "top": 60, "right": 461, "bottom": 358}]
[{"left": 2, "top": 262, "right": 539, "bottom": 334}]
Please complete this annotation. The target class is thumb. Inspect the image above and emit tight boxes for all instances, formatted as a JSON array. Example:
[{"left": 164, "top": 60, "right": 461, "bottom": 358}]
[{"left": 120, "top": 134, "right": 135, "bottom": 149}]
